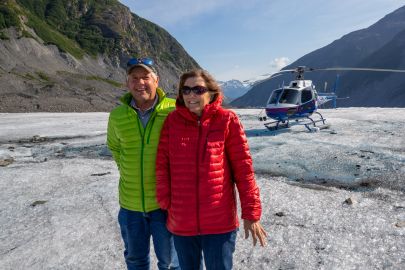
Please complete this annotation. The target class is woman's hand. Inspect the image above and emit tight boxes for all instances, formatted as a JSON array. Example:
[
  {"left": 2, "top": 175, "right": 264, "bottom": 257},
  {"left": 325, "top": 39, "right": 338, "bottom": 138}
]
[{"left": 243, "top": 220, "right": 267, "bottom": 247}]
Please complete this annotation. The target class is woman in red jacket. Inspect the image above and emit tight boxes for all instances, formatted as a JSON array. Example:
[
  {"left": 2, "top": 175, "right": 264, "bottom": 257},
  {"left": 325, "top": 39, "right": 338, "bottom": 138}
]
[{"left": 156, "top": 69, "right": 267, "bottom": 270}]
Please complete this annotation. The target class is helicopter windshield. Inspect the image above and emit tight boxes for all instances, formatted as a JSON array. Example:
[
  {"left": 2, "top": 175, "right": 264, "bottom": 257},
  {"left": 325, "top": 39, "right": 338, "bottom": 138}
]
[
  {"left": 279, "top": 89, "right": 300, "bottom": 104},
  {"left": 269, "top": 89, "right": 282, "bottom": 104}
]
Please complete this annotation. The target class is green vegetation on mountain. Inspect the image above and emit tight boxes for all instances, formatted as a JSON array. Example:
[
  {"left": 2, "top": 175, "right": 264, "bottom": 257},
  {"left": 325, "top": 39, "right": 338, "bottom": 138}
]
[
  {"left": 24, "top": 11, "right": 85, "bottom": 58},
  {"left": 0, "top": 0, "right": 129, "bottom": 57},
  {"left": 0, "top": 4, "right": 20, "bottom": 30},
  {"left": 36, "top": 71, "right": 50, "bottom": 81},
  {"left": 1, "top": 0, "right": 199, "bottom": 71},
  {"left": 2, "top": 0, "right": 119, "bottom": 57}
]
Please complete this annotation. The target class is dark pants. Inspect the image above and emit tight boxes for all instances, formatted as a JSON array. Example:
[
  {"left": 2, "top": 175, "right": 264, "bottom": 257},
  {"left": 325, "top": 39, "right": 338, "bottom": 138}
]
[
  {"left": 173, "top": 230, "right": 237, "bottom": 270},
  {"left": 118, "top": 208, "right": 179, "bottom": 270}
]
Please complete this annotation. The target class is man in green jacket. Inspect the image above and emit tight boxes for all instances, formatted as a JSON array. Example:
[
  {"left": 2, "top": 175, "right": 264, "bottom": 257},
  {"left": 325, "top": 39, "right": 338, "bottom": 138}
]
[{"left": 107, "top": 57, "right": 178, "bottom": 270}]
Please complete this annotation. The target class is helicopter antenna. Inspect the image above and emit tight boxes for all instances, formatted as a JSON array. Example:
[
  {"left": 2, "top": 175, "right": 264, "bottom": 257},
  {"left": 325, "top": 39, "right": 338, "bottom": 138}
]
[{"left": 332, "top": 74, "right": 340, "bottom": 94}]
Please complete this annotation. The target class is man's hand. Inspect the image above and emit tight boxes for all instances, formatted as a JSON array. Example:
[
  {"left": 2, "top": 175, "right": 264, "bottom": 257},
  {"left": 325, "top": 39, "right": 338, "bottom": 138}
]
[{"left": 243, "top": 219, "right": 267, "bottom": 247}]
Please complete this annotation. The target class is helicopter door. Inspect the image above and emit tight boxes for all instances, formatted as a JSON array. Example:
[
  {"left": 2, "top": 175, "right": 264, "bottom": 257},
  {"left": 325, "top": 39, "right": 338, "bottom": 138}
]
[
  {"left": 301, "top": 89, "right": 315, "bottom": 112},
  {"left": 301, "top": 90, "right": 313, "bottom": 104}
]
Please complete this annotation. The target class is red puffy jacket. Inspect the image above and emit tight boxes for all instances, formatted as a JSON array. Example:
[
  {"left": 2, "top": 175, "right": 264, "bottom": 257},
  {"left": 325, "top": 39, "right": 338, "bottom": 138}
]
[{"left": 156, "top": 97, "right": 262, "bottom": 236}]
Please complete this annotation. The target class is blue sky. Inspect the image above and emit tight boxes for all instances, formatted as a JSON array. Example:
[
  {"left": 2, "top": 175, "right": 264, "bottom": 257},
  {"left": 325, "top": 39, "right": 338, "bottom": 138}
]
[{"left": 119, "top": 0, "right": 405, "bottom": 81}]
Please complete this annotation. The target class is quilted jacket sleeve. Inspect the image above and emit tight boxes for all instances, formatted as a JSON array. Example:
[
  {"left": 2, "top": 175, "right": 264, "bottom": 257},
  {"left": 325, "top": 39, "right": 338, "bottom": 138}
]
[
  {"left": 156, "top": 116, "right": 171, "bottom": 210},
  {"left": 225, "top": 112, "right": 262, "bottom": 221},
  {"left": 107, "top": 114, "right": 121, "bottom": 168}
]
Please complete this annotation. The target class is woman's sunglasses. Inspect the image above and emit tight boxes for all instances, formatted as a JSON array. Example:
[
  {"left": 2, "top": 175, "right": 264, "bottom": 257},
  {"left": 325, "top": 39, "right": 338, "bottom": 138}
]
[{"left": 181, "top": 86, "right": 209, "bottom": 95}]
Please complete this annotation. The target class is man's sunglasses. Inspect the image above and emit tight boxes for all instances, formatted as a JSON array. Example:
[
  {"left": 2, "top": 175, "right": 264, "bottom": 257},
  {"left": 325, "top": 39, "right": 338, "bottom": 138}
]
[
  {"left": 127, "top": 58, "right": 154, "bottom": 67},
  {"left": 181, "top": 86, "right": 209, "bottom": 95}
]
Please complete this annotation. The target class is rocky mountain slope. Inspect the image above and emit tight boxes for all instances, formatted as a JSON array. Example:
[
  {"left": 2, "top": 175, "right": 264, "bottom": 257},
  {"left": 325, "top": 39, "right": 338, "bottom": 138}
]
[
  {"left": 231, "top": 5, "right": 405, "bottom": 108},
  {"left": 0, "top": 0, "right": 200, "bottom": 112}
]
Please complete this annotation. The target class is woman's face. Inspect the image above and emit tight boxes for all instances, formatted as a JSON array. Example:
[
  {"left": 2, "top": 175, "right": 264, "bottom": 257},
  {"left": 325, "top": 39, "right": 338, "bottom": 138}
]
[{"left": 182, "top": 76, "right": 211, "bottom": 116}]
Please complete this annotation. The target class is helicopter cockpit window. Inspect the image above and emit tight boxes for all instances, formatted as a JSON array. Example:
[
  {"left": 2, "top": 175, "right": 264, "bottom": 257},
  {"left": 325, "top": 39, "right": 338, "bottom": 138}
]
[
  {"left": 269, "top": 89, "right": 282, "bottom": 104},
  {"left": 301, "top": 90, "right": 312, "bottom": 103},
  {"left": 279, "top": 89, "right": 300, "bottom": 104}
]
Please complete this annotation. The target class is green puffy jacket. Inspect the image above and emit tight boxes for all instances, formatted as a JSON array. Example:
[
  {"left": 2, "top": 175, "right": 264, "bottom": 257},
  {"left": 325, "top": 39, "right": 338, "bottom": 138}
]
[{"left": 107, "top": 88, "right": 175, "bottom": 212}]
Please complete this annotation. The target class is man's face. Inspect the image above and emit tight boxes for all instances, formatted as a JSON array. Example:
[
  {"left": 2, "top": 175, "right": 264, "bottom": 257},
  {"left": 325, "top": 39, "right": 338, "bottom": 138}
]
[{"left": 126, "top": 67, "right": 158, "bottom": 106}]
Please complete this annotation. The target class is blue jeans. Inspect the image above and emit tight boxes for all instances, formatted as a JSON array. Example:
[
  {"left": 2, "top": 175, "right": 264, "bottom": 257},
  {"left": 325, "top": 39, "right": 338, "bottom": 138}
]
[
  {"left": 173, "top": 230, "right": 238, "bottom": 270},
  {"left": 118, "top": 208, "right": 180, "bottom": 270}
]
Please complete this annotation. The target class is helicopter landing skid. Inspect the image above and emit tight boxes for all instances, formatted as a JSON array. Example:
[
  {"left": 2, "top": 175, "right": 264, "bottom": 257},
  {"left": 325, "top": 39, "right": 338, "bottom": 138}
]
[
  {"left": 303, "top": 112, "right": 330, "bottom": 132},
  {"left": 263, "top": 120, "right": 290, "bottom": 131},
  {"left": 263, "top": 112, "right": 330, "bottom": 132}
]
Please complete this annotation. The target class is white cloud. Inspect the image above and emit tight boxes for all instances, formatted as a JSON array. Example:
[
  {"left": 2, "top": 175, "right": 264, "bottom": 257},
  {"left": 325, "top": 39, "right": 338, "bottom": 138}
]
[{"left": 270, "top": 57, "right": 290, "bottom": 70}]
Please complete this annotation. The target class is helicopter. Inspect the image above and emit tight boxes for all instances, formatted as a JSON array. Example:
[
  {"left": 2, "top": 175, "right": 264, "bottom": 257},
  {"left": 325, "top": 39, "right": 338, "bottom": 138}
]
[{"left": 256, "top": 66, "right": 405, "bottom": 132}]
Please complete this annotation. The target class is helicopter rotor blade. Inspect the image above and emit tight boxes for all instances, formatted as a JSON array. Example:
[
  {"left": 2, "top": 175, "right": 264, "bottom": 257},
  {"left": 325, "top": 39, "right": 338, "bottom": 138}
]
[
  {"left": 248, "top": 66, "right": 405, "bottom": 84},
  {"left": 243, "top": 66, "right": 405, "bottom": 88},
  {"left": 259, "top": 69, "right": 297, "bottom": 79},
  {"left": 242, "top": 69, "right": 296, "bottom": 86},
  {"left": 312, "top": 67, "right": 405, "bottom": 73}
]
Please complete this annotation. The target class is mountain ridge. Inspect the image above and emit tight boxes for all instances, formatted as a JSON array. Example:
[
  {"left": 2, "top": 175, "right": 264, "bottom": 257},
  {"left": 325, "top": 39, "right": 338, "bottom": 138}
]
[{"left": 231, "top": 5, "right": 405, "bottom": 108}]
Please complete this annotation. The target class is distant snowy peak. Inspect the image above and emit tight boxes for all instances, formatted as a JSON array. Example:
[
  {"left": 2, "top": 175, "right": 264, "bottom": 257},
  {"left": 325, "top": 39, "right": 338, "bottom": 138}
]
[
  {"left": 218, "top": 79, "right": 251, "bottom": 100},
  {"left": 219, "top": 79, "right": 246, "bottom": 88}
]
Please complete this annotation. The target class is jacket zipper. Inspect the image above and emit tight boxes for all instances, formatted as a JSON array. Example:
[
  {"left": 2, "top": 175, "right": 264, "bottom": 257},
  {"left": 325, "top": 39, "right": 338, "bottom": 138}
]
[
  {"left": 196, "top": 119, "right": 202, "bottom": 234},
  {"left": 129, "top": 98, "right": 161, "bottom": 213},
  {"left": 140, "top": 110, "right": 158, "bottom": 212},
  {"left": 136, "top": 112, "right": 146, "bottom": 213}
]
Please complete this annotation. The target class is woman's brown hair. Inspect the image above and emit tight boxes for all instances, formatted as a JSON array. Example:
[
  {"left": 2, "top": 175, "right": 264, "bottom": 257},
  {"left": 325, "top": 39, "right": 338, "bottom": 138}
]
[{"left": 177, "top": 69, "right": 222, "bottom": 106}]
